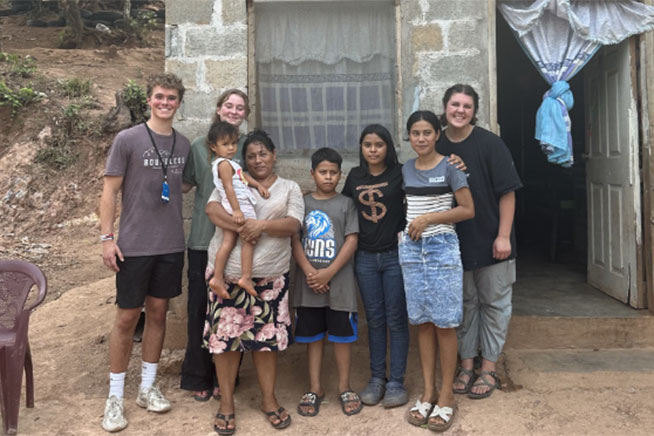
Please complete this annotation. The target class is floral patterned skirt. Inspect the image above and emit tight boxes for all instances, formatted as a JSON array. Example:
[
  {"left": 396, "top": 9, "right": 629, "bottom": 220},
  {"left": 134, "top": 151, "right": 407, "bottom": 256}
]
[{"left": 203, "top": 273, "right": 292, "bottom": 353}]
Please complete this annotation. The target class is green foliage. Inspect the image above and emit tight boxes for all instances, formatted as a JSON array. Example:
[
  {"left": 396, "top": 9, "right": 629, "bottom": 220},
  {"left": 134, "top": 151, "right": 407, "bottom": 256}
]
[
  {"left": 0, "top": 52, "right": 37, "bottom": 77},
  {"left": 35, "top": 104, "right": 86, "bottom": 170},
  {"left": 34, "top": 139, "right": 78, "bottom": 170},
  {"left": 62, "top": 103, "right": 82, "bottom": 131},
  {"left": 122, "top": 80, "right": 148, "bottom": 123},
  {"left": 126, "top": 10, "right": 159, "bottom": 41},
  {"left": 0, "top": 81, "right": 39, "bottom": 116},
  {"left": 60, "top": 77, "right": 92, "bottom": 98}
]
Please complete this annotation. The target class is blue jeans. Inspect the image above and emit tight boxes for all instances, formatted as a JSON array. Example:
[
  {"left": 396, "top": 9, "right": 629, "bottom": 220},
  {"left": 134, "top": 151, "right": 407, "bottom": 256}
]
[{"left": 355, "top": 249, "right": 409, "bottom": 384}]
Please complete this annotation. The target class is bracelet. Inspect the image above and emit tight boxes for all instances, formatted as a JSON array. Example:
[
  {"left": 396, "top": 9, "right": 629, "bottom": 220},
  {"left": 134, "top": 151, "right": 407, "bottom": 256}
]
[{"left": 100, "top": 233, "right": 114, "bottom": 242}]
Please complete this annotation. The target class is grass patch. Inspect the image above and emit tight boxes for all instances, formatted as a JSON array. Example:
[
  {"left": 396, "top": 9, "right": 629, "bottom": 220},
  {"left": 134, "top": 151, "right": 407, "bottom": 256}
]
[
  {"left": 35, "top": 102, "right": 100, "bottom": 170},
  {"left": 0, "top": 52, "right": 37, "bottom": 78},
  {"left": 0, "top": 81, "right": 39, "bottom": 116},
  {"left": 60, "top": 78, "right": 93, "bottom": 98}
]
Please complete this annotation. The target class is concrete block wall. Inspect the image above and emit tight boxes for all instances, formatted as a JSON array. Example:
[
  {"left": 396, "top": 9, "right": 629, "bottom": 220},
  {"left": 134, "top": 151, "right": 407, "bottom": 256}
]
[
  {"left": 164, "top": 0, "right": 248, "bottom": 349},
  {"left": 399, "top": 0, "right": 492, "bottom": 161},
  {"left": 165, "top": 0, "right": 248, "bottom": 142},
  {"left": 164, "top": 0, "right": 494, "bottom": 349}
]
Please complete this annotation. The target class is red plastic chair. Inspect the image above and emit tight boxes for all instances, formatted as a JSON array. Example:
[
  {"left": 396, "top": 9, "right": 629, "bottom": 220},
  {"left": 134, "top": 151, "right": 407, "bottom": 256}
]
[{"left": 0, "top": 260, "right": 47, "bottom": 435}]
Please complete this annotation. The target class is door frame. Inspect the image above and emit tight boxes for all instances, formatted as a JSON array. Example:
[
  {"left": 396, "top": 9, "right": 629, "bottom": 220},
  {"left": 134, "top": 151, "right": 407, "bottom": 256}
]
[
  {"left": 639, "top": 13, "right": 654, "bottom": 313},
  {"left": 491, "top": 13, "right": 651, "bottom": 311}
]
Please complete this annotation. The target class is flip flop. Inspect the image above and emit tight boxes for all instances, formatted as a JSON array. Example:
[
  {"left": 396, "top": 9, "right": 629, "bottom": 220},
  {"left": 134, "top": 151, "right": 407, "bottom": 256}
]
[
  {"left": 467, "top": 370, "right": 500, "bottom": 399},
  {"left": 339, "top": 390, "right": 363, "bottom": 416},
  {"left": 297, "top": 391, "right": 325, "bottom": 417},
  {"left": 213, "top": 412, "right": 235, "bottom": 435},
  {"left": 453, "top": 367, "right": 476, "bottom": 394},
  {"left": 212, "top": 386, "right": 222, "bottom": 401},
  {"left": 193, "top": 390, "right": 211, "bottom": 402},
  {"left": 263, "top": 407, "right": 291, "bottom": 429}
]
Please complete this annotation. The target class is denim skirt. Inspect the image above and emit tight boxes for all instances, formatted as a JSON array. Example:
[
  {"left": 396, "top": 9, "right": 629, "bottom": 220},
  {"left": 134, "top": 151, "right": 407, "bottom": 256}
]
[{"left": 398, "top": 232, "right": 463, "bottom": 328}]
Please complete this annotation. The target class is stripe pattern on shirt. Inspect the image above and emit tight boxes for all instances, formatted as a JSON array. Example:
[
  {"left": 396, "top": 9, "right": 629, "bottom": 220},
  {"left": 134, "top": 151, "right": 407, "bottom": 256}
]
[{"left": 405, "top": 185, "right": 456, "bottom": 238}]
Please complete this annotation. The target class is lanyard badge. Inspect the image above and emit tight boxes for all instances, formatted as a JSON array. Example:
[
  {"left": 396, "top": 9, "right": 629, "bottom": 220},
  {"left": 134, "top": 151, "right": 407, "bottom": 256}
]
[
  {"left": 144, "top": 123, "right": 176, "bottom": 204},
  {"left": 161, "top": 178, "right": 170, "bottom": 203}
]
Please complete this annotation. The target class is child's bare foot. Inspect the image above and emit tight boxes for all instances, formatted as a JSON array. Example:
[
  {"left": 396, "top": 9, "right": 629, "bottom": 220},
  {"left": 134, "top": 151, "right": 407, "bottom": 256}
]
[
  {"left": 238, "top": 277, "right": 258, "bottom": 297},
  {"left": 209, "top": 276, "right": 230, "bottom": 299}
]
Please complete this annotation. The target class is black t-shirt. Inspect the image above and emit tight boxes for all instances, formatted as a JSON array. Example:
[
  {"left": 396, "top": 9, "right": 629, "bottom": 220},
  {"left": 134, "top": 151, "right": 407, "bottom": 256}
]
[
  {"left": 342, "top": 164, "right": 405, "bottom": 252},
  {"left": 436, "top": 127, "right": 522, "bottom": 270}
]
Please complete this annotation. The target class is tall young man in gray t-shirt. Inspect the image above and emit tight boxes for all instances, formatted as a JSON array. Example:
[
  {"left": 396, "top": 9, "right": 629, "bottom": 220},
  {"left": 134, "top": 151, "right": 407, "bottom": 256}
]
[{"left": 99, "top": 73, "right": 190, "bottom": 433}]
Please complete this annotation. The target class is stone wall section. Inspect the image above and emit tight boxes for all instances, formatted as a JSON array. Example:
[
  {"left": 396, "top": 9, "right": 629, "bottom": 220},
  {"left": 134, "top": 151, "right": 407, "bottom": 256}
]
[
  {"left": 163, "top": 0, "right": 493, "bottom": 349},
  {"left": 165, "top": 0, "right": 248, "bottom": 141},
  {"left": 164, "top": 0, "right": 248, "bottom": 349},
  {"left": 399, "top": 0, "right": 491, "bottom": 160}
]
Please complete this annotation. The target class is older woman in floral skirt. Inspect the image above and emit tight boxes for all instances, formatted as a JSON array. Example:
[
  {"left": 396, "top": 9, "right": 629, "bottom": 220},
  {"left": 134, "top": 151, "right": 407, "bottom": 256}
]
[{"left": 203, "top": 130, "right": 304, "bottom": 434}]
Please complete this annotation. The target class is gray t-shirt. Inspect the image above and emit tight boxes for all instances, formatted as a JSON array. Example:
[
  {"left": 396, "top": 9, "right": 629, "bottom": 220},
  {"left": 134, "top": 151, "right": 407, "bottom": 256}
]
[
  {"left": 292, "top": 193, "right": 359, "bottom": 312},
  {"left": 402, "top": 157, "right": 468, "bottom": 238},
  {"left": 105, "top": 123, "right": 191, "bottom": 256}
]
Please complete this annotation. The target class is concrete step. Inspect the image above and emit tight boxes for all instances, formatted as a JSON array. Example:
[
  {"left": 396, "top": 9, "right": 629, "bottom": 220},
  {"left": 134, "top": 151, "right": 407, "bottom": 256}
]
[{"left": 506, "top": 315, "right": 654, "bottom": 349}]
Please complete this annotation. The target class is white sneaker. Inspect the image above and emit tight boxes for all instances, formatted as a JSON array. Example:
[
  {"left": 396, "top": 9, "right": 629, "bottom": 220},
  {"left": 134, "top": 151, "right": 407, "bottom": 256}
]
[
  {"left": 136, "top": 386, "right": 171, "bottom": 413},
  {"left": 102, "top": 396, "right": 128, "bottom": 432}
]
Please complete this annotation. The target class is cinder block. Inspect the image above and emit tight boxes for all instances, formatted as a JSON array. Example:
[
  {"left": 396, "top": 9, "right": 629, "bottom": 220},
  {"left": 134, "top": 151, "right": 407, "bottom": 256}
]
[
  {"left": 417, "top": 84, "right": 452, "bottom": 113},
  {"left": 222, "top": 0, "right": 247, "bottom": 25},
  {"left": 166, "top": 0, "right": 214, "bottom": 25},
  {"left": 423, "top": 0, "right": 484, "bottom": 21},
  {"left": 173, "top": 118, "right": 212, "bottom": 142},
  {"left": 166, "top": 60, "right": 199, "bottom": 90},
  {"left": 422, "top": 53, "right": 485, "bottom": 85},
  {"left": 165, "top": 25, "right": 183, "bottom": 58},
  {"left": 411, "top": 23, "right": 443, "bottom": 52},
  {"left": 185, "top": 26, "right": 247, "bottom": 58},
  {"left": 447, "top": 20, "right": 483, "bottom": 53},
  {"left": 177, "top": 89, "right": 224, "bottom": 121},
  {"left": 205, "top": 58, "right": 247, "bottom": 90},
  {"left": 401, "top": 0, "right": 423, "bottom": 22}
]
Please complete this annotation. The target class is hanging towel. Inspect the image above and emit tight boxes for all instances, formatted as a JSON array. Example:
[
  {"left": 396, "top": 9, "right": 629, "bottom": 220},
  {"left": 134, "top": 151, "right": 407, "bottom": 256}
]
[{"left": 535, "top": 80, "right": 574, "bottom": 167}]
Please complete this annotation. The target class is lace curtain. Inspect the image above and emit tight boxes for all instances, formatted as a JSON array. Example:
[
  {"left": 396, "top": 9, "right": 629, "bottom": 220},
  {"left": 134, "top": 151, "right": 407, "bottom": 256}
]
[
  {"left": 256, "top": 1, "right": 395, "bottom": 150},
  {"left": 498, "top": 0, "right": 654, "bottom": 167}
]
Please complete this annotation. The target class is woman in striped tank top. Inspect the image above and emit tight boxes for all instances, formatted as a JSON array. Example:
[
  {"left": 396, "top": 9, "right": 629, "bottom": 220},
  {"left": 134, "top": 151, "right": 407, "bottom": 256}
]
[{"left": 399, "top": 110, "right": 475, "bottom": 432}]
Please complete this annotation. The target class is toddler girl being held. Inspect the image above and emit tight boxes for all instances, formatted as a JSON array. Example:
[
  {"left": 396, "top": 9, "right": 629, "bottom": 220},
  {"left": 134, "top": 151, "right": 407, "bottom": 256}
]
[{"left": 206, "top": 121, "right": 269, "bottom": 298}]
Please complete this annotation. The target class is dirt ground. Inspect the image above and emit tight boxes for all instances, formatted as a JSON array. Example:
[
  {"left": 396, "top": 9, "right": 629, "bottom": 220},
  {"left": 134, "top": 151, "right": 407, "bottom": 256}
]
[
  {"left": 3, "top": 8, "right": 654, "bottom": 436},
  {"left": 17, "top": 276, "right": 654, "bottom": 435}
]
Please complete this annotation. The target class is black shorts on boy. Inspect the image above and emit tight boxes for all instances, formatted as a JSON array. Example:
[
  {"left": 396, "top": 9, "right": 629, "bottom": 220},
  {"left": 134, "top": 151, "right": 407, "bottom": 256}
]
[{"left": 294, "top": 307, "right": 358, "bottom": 343}]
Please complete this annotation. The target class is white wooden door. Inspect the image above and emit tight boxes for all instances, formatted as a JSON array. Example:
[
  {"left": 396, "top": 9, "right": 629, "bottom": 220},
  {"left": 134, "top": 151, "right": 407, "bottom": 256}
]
[{"left": 584, "top": 40, "right": 642, "bottom": 307}]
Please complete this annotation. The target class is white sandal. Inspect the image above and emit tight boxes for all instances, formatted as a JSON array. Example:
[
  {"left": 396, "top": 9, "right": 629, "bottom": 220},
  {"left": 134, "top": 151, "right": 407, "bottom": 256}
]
[
  {"left": 407, "top": 399, "right": 434, "bottom": 427},
  {"left": 427, "top": 404, "right": 456, "bottom": 432}
]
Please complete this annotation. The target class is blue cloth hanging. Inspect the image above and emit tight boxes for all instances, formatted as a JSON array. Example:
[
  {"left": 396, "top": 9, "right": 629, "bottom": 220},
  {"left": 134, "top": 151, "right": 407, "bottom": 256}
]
[{"left": 535, "top": 80, "right": 574, "bottom": 168}]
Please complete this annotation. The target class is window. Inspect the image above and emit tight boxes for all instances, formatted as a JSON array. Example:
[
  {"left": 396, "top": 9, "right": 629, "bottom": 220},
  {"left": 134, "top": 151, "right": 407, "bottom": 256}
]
[{"left": 253, "top": 1, "right": 396, "bottom": 150}]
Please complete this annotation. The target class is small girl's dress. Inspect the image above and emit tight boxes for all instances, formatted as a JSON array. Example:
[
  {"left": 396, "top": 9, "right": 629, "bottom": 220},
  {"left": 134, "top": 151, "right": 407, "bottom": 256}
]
[{"left": 211, "top": 157, "right": 257, "bottom": 219}]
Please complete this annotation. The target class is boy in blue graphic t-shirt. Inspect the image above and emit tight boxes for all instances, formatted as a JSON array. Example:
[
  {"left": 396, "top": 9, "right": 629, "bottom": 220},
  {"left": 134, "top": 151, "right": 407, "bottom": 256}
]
[{"left": 291, "top": 147, "right": 361, "bottom": 418}]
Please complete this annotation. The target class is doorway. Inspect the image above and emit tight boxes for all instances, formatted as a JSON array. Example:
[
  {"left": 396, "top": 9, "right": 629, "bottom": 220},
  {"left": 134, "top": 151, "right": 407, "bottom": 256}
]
[
  {"left": 496, "top": 13, "right": 645, "bottom": 311},
  {"left": 496, "top": 13, "right": 587, "bottom": 269},
  {"left": 496, "top": 13, "right": 596, "bottom": 315}
]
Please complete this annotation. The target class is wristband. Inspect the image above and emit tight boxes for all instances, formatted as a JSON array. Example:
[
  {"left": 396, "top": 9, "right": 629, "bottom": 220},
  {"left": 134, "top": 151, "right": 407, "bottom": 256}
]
[{"left": 100, "top": 233, "right": 114, "bottom": 242}]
